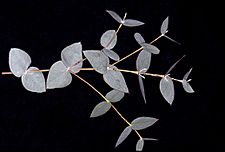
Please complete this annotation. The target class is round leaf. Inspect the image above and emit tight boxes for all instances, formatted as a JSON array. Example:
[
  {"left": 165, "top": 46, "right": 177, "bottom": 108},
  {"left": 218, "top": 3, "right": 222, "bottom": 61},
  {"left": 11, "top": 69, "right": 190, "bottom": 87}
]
[
  {"left": 141, "top": 43, "right": 160, "bottom": 54},
  {"left": 21, "top": 67, "right": 46, "bottom": 93},
  {"left": 136, "top": 139, "right": 144, "bottom": 151},
  {"left": 105, "top": 89, "right": 124, "bottom": 103},
  {"left": 131, "top": 117, "right": 158, "bottom": 130},
  {"left": 134, "top": 33, "right": 145, "bottom": 44},
  {"left": 159, "top": 76, "right": 174, "bottom": 105},
  {"left": 136, "top": 50, "right": 151, "bottom": 71},
  {"left": 9, "top": 48, "right": 31, "bottom": 77},
  {"left": 47, "top": 61, "right": 72, "bottom": 89},
  {"left": 100, "top": 30, "right": 117, "bottom": 50}
]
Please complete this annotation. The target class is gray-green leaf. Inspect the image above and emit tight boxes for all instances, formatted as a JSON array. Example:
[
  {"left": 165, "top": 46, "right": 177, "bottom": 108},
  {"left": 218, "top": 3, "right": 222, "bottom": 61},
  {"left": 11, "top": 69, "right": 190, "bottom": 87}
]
[
  {"left": 134, "top": 33, "right": 145, "bottom": 44},
  {"left": 160, "top": 16, "right": 169, "bottom": 35},
  {"left": 136, "top": 50, "right": 151, "bottom": 71},
  {"left": 47, "top": 61, "right": 72, "bottom": 89},
  {"left": 21, "top": 67, "right": 46, "bottom": 93},
  {"left": 138, "top": 76, "right": 147, "bottom": 104},
  {"left": 9, "top": 48, "right": 31, "bottom": 77},
  {"left": 100, "top": 30, "right": 117, "bottom": 50},
  {"left": 131, "top": 117, "right": 158, "bottom": 130},
  {"left": 90, "top": 101, "right": 111, "bottom": 118},
  {"left": 106, "top": 10, "right": 122, "bottom": 23},
  {"left": 136, "top": 139, "right": 144, "bottom": 151},
  {"left": 141, "top": 43, "right": 160, "bottom": 54},
  {"left": 115, "top": 126, "right": 132, "bottom": 147},
  {"left": 182, "top": 80, "right": 194, "bottom": 93},
  {"left": 105, "top": 89, "right": 124, "bottom": 103},
  {"left": 123, "top": 19, "right": 145, "bottom": 27},
  {"left": 83, "top": 50, "right": 109, "bottom": 74},
  {"left": 160, "top": 76, "right": 174, "bottom": 105},
  {"left": 183, "top": 68, "right": 192, "bottom": 80},
  {"left": 61, "top": 42, "right": 83, "bottom": 73},
  {"left": 103, "top": 66, "right": 129, "bottom": 93},
  {"left": 102, "top": 48, "right": 120, "bottom": 61}
]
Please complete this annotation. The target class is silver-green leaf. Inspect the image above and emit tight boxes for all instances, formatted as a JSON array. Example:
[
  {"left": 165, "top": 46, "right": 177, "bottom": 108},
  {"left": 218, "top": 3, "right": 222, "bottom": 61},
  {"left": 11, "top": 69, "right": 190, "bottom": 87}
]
[
  {"left": 141, "top": 43, "right": 160, "bottom": 54},
  {"left": 183, "top": 68, "right": 192, "bottom": 80},
  {"left": 106, "top": 10, "right": 122, "bottom": 23},
  {"left": 159, "top": 76, "right": 174, "bottom": 105},
  {"left": 160, "top": 16, "right": 169, "bottom": 35},
  {"left": 90, "top": 101, "right": 111, "bottom": 118},
  {"left": 9, "top": 48, "right": 31, "bottom": 77},
  {"left": 136, "top": 139, "right": 144, "bottom": 151},
  {"left": 83, "top": 50, "right": 109, "bottom": 74},
  {"left": 102, "top": 48, "right": 120, "bottom": 61},
  {"left": 138, "top": 76, "right": 147, "bottom": 104},
  {"left": 182, "top": 80, "right": 194, "bottom": 93},
  {"left": 103, "top": 66, "right": 129, "bottom": 93},
  {"left": 105, "top": 89, "right": 124, "bottom": 103},
  {"left": 22, "top": 67, "right": 46, "bottom": 93},
  {"left": 131, "top": 117, "right": 158, "bottom": 130},
  {"left": 47, "top": 61, "right": 72, "bottom": 89},
  {"left": 136, "top": 50, "right": 151, "bottom": 71},
  {"left": 115, "top": 126, "right": 132, "bottom": 147},
  {"left": 123, "top": 19, "right": 145, "bottom": 27},
  {"left": 100, "top": 30, "right": 117, "bottom": 50},
  {"left": 134, "top": 33, "right": 145, "bottom": 44},
  {"left": 61, "top": 42, "right": 83, "bottom": 73}
]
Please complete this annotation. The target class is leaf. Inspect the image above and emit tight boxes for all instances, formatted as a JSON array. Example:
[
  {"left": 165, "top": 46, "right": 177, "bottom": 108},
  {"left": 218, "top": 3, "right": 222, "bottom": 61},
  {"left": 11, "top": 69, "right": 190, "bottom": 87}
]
[
  {"left": 131, "top": 117, "right": 158, "bottom": 130},
  {"left": 134, "top": 33, "right": 145, "bottom": 44},
  {"left": 136, "top": 139, "right": 144, "bottom": 151},
  {"left": 143, "top": 138, "right": 158, "bottom": 141},
  {"left": 182, "top": 80, "right": 194, "bottom": 93},
  {"left": 100, "top": 30, "right": 117, "bottom": 50},
  {"left": 61, "top": 42, "right": 83, "bottom": 73},
  {"left": 138, "top": 76, "right": 147, "bottom": 104},
  {"left": 141, "top": 43, "right": 160, "bottom": 54},
  {"left": 47, "top": 61, "right": 72, "bottom": 89},
  {"left": 115, "top": 126, "right": 132, "bottom": 147},
  {"left": 21, "top": 67, "right": 46, "bottom": 93},
  {"left": 159, "top": 76, "right": 174, "bottom": 105},
  {"left": 136, "top": 50, "right": 151, "bottom": 71},
  {"left": 123, "top": 19, "right": 145, "bottom": 27},
  {"left": 166, "top": 55, "right": 186, "bottom": 75},
  {"left": 9, "top": 48, "right": 31, "bottom": 77},
  {"left": 183, "top": 68, "right": 192, "bottom": 80},
  {"left": 102, "top": 48, "right": 120, "bottom": 61},
  {"left": 106, "top": 10, "right": 122, "bottom": 23},
  {"left": 83, "top": 50, "right": 109, "bottom": 74},
  {"left": 105, "top": 89, "right": 124, "bottom": 103},
  {"left": 103, "top": 66, "right": 129, "bottom": 93},
  {"left": 160, "top": 16, "right": 169, "bottom": 35},
  {"left": 90, "top": 101, "right": 111, "bottom": 118}
]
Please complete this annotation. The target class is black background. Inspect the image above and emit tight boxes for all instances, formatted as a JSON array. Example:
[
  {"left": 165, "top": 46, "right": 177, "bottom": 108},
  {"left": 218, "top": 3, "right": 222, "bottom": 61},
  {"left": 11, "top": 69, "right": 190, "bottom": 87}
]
[{"left": 0, "top": 0, "right": 224, "bottom": 151}]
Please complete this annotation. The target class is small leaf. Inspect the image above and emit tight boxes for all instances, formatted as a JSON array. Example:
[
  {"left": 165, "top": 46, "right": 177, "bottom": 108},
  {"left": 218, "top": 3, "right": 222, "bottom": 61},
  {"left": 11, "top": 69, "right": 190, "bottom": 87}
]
[
  {"left": 102, "top": 48, "right": 120, "bottom": 61},
  {"left": 90, "top": 101, "right": 111, "bottom": 118},
  {"left": 61, "top": 42, "right": 83, "bottom": 73},
  {"left": 160, "top": 76, "right": 174, "bottom": 105},
  {"left": 103, "top": 66, "right": 129, "bottom": 93},
  {"left": 115, "top": 126, "right": 132, "bottom": 147},
  {"left": 9, "top": 48, "right": 31, "bottom": 77},
  {"left": 47, "top": 61, "right": 72, "bottom": 89},
  {"left": 134, "top": 33, "right": 145, "bottom": 44},
  {"left": 100, "top": 30, "right": 117, "bottom": 50},
  {"left": 21, "top": 67, "right": 46, "bottom": 93},
  {"left": 166, "top": 55, "right": 186, "bottom": 75},
  {"left": 143, "top": 138, "right": 158, "bottom": 141},
  {"left": 105, "top": 89, "right": 124, "bottom": 103},
  {"left": 136, "top": 139, "right": 144, "bottom": 151},
  {"left": 106, "top": 10, "right": 122, "bottom": 23},
  {"left": 160, "top": 16, "right": 169, "bottom": 35},
  {"left": 83, "top": 50, "right": 109, "bottom": 74},
  {"left": 141, "top": 43, "right": 160, "bottom": 54},
  {"left": 183, "top": 68, "right": 192, "bottom": 80},
  {"left": 182, "top": 80, "right": 194, "bottom": 93},
  {"left": 138, "top": 76, "right": 147, "bottom": 104},
  {"left": 131, "top": 117, "right": 158, "bottom": 130},
  {"left": 123, "top": 19, "right": 145, "bottom": 27},
  {"left": 136, "top": 50, "right": 151, "bottom": 71}
]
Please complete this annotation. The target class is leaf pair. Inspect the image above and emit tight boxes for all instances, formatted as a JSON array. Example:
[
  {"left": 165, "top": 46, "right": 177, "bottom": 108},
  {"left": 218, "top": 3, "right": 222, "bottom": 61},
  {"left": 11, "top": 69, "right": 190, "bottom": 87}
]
[
  {"left": 135, "top": 33, "right": 160, "bottom": 103},
  {"left": 115, "top": 117, "right": 158, "bottom": 148},
  {"left": 106, "top": 10, "right": 145, "bottom": 27},
  {"left": 90, "top": 89, "right": 125, "bottom": 118},
  {"left": 9, "top": 48, "right": 45, "bottom": 93},
  {"left": 47, "top": 42, "right": 83, "bottom": 89}
]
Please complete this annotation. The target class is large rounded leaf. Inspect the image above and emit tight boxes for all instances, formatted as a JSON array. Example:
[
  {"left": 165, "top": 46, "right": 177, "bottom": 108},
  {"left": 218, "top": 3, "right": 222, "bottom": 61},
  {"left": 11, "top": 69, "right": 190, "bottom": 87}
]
[
  {"left": 47, "top": 61, "right": 72, "bottom": 89},
  {"left": 103, "top": 66, "right": 129, "bottom": 93},
  {"left": 159, "top": 76, "right": 174, "bottom": 105},
  {"left": 21, "top": 67, "right": 46, "bottom": 93},
  {"left": 61, "top": 42, "right": 83, "bottom": 73},
  {"left": 9, "top": 48, "right": 31, "bottom": 77},
  {"left": 136, "top": 50, "right": 151, "bottom": 71},
  {"left": 100, "top": 30, "right": 117, "bottom": 50}
]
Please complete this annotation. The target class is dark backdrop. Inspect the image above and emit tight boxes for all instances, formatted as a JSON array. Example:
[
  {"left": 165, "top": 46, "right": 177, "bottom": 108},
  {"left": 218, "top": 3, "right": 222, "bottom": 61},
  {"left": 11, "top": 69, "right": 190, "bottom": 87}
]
[{"left": 0, "top": 0, "right": 224, "bottom": 151}]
